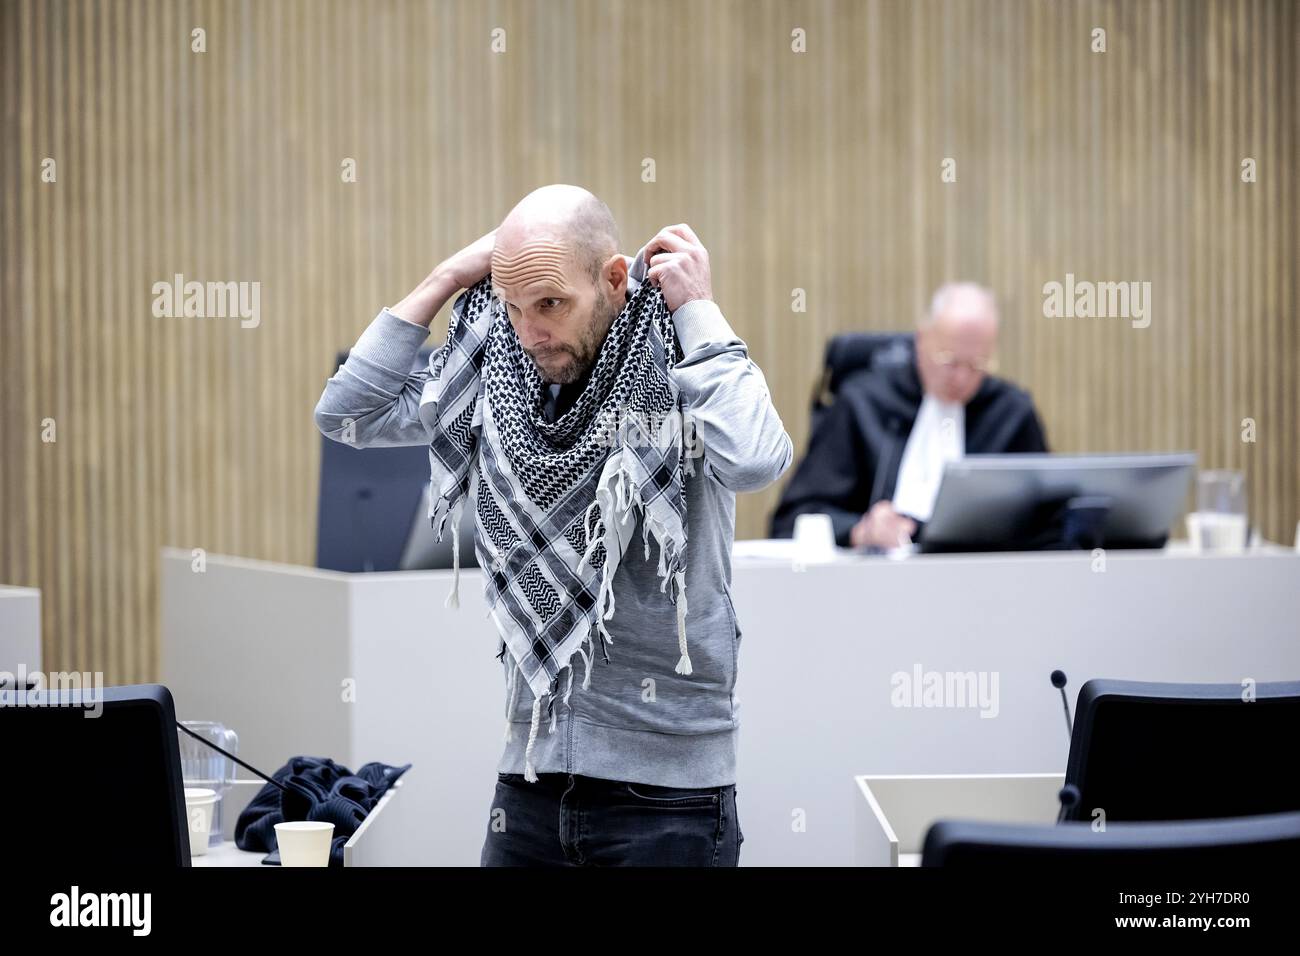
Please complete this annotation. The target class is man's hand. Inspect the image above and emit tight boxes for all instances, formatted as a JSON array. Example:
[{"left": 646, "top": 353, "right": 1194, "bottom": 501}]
[
  {"left": 849, "top": 500, "right": 917, "bottom": 550},
  {"left": 642, "top": 224, "right": 713, "bottom": 312},
  {"left": 391, "top": 229, "right": 496, "bottom": 327},
  {"left": 438, "top": 228, "right": 497, "bottom": 290}
]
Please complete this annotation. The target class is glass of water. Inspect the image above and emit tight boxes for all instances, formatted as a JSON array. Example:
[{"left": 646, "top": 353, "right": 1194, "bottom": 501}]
[
  {"left": 178, "top": 721, "right": 240, "bottom": 847},
  {"left": 1187, "top": 470, "right": 1248, "bottom": 554}
]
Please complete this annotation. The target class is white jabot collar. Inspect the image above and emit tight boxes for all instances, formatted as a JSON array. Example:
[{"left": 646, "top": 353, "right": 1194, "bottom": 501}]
[{"left": 892, "top": 393, "right": 965, "bottom": 523}]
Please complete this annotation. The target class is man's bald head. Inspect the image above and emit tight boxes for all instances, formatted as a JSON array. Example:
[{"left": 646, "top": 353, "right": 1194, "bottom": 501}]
[
  {"left": 490, "top": 185, "right": 628, "bottom": 385},
  {"left": 493, "top": 184, "right": 619, "bottom": 283}
]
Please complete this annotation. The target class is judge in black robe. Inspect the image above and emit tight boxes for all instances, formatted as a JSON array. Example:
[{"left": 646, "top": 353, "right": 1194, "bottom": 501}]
[{"left": 770, "top": 284, "right": 1049, "bottom": 548}]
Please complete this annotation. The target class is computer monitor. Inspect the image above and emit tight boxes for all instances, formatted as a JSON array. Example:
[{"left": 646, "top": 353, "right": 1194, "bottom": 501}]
[
  {"left": 918, "top": 452, "right": 1196, "bottom": 553},
  {"left": 922, "top": 811, "right": 1300, "bottom": 866},
  {"left": 1060, "top": 678, "right": 1300, "bottom": 823},
  {"left": 398, "top": 484, "right": 480, "bottom": 571},
  {"left": 0, "top": 683, "right": 191, "bottom": 866}
]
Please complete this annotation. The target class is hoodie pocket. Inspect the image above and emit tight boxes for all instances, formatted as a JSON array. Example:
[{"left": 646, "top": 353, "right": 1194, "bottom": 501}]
[
  {"left": 722, "top": 580, "right": 741, "bottom": 716},
  {"left": 722, "top": 579, "right": 742, "bottom": 642}
]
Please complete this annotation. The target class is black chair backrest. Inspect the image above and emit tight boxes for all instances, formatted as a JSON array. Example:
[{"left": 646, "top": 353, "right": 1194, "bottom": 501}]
[
  {"left": 1061, "top": 678, "right": 1300, "bottom": 823},
  {"left": 810, "top": 332, "right": 915, "bottom": 435},
  {"left": 922, "top": 811, "right": 1300, "bottom": 866}
]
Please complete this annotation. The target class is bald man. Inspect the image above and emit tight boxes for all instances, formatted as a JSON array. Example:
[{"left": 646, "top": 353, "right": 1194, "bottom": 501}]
[
  {"left": 314, "top": 185, "right": 792, "bottom": 866},
  {"left": 770, "top": 283, "right": 1049, "bottom": 549}
]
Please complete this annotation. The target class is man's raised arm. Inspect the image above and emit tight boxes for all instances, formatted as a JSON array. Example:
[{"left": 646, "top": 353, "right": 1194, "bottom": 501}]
[
  {"left": 641, "top": 224, "right": 794, "bottom": 492},
  {"left": 313, "top": 231, "right": 495, "bottom": 448}
]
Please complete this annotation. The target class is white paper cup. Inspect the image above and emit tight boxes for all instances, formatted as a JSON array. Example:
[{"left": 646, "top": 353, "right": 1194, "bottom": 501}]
[
  {"left": 184, "top": 787, "right": 219, "bottom": 857},
  {"left": 274, "top": 821, "right": 335, "bottom": 867},
  {"left": 792, "top": 512, "right": 837, "bottom": 564}
]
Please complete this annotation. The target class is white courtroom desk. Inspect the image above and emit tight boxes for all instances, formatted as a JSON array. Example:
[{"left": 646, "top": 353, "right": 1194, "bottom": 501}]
[
  {"left": 0, "top": 586, "right": 42, "bottom": 676},
  {"left": 159, "top": 542, "right": 1300, "bottom": 866},
  {"left": 854, "top": 772, "right": 1065, "bottom": 866},
  {"left": 191, "top": 776, "right": 411, "bottom": 867}
]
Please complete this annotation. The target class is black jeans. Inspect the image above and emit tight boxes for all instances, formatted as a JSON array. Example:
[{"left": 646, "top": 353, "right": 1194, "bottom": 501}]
[{"left": 480, "top": 772, "right": 744, "bottom": 866}]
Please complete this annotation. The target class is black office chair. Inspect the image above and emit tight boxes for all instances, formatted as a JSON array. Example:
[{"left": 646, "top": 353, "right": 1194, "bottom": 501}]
[
  {"left": 809, "top": 332, "right": 914, "bottom": 435},
  {"left": 922, "top": 811, "right": 1300, "bottom": 866},
  {"left": 1058, "top": 679, "right": 1300, "bottom": 823}
]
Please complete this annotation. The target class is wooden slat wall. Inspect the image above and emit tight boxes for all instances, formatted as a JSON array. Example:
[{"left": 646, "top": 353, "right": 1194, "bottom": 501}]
[{"left": 2, "top": 0, "right": 1295, "bottom": 684}]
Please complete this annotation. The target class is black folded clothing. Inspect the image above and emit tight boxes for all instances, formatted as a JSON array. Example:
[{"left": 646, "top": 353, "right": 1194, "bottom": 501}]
[{"left": 235, "top": 756, "right": 411, "bottom": 866}]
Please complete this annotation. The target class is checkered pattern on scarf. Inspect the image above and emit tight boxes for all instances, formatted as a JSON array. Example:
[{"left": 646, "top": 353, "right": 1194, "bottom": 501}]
[{"left": 420, "top": 274, "right": 689, "bottom": 715}]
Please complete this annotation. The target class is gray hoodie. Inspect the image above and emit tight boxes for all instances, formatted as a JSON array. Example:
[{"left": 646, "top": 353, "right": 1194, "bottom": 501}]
[{"left": 314, "top": 253, "right": 792, "bottom": 787}]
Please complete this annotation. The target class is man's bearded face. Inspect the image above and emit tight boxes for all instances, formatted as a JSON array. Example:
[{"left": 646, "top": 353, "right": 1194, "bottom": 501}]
[{"left": 492, "top": 239, "right": 619, "bottom": 385}]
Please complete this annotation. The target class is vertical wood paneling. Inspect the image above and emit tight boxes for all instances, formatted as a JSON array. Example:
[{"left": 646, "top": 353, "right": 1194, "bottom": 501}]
[{"left": 1, "top": 0, "right": 1296, "bottom": 684}]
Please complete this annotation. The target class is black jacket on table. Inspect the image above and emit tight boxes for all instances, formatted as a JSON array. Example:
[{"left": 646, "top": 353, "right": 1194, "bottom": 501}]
[{"left": 769, "top": 361, "right": 1049, "bottom": 546}]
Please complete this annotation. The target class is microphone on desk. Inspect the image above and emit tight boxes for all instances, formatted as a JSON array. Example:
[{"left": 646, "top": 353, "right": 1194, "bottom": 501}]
[
  {"left": 1050, "top": 670, "right": 1080, "bottom": 823},
  {"left": 1050, "top": 669, "right": 1073, "bottom": 742}
]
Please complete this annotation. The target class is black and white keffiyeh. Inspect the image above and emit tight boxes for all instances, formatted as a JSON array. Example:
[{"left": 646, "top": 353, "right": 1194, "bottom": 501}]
[{"left": 418, "top": 263, "right": 691, "bottom": 781}]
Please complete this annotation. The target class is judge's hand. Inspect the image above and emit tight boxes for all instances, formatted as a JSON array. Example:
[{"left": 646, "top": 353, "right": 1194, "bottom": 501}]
[
  {"left": 642, "top": 224, "right": 713, "bottom": 312},
  {"left": 850, "top": 500, "right": 917, "bottom": 550}
]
